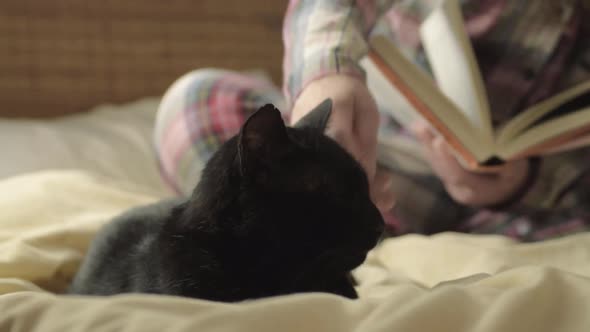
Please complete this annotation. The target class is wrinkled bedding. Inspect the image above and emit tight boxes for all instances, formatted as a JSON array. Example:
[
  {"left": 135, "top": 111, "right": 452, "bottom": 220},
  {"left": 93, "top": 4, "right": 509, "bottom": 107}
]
[
  {"left": 1, "top": 170, "right": 590, "bottom": 332},
  {"left": 1, "top": 99, "right": 590, "bottom": 331}
]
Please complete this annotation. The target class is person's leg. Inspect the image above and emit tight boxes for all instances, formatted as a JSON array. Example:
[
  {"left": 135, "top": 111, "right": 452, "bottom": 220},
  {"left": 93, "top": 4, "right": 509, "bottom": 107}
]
[{"left": 154, "top": 68, "right": 285, "bottom": 196}]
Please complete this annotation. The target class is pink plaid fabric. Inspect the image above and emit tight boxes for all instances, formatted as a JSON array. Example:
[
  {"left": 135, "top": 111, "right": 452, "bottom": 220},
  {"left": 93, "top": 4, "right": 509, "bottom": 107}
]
[{"left": 154, "top": 69, "right": 285, "bottom": 195}]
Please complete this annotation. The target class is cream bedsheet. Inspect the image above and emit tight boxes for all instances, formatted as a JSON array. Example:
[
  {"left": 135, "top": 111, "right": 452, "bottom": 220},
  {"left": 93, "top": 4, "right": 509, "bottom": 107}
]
[{"left": 1, "top": 170, "right": 590, "bottom": 331}]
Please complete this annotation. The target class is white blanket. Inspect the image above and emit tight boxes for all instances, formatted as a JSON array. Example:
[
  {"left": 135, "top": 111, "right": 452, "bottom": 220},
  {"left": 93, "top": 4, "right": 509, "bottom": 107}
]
[{"left": 1, "top": 169, "right": 590, "bottom": 332}]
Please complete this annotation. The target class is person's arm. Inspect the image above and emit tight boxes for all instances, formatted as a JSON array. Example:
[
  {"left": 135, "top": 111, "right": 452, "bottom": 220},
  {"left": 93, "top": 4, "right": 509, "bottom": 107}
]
[
  {"left": 282, "top": 1, "right": 398, "bottom": 213},
  {"left": 387, "top": 145, "right": 590, "bottom": 241},
  {"left": 401, "top": 124, "right": 590, "bottom": 239},
  {"left": 412, "top": 122, "right": 590, "bottom": 209},
  {"left": 282, "top": 0, "right": 396, "bottom": 106}
]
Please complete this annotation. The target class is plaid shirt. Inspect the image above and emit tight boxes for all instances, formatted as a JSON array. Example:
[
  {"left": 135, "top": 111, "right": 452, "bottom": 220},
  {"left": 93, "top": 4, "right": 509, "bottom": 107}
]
[
  {"left": 282, "top": 0, "right": 590, "bottom": 240},
  {"left": 155, "top": 1, "right": 590, "bottom": 242}
]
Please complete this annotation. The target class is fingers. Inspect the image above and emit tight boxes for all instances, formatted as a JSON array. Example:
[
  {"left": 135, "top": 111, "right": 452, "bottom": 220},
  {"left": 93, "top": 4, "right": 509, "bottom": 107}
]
[
  {"left": 371, "top": 168, "right": 395, "bottom": 213},
  {"left": 326, "top": 100, "right": 369, "bottom": 176},
  {"left": 431, "top": 136, "right": 483, "bottom": 185},
  {"left": 411, "top": 121, "right": 489, "bottom": 204},
  {"left": 320, "top": 95, "right": 392, "bottom": 212},
  {"left": 411, "top": 121, "right": 436, "bottom": 143},
  {"left": 291, "top": 75, "right": 389, "bottom": 209},
  {"left": 412, "top": 122, "right": 483, "bottom": 184},
  {"left": 411, "top": 121, "right": 532, "bottom": 206},
  {"left": 326, "top": 97, "right": 356, "bottom": 156},
  {"left": 352, "top": 88, "right": 380, "bottom": 180}
]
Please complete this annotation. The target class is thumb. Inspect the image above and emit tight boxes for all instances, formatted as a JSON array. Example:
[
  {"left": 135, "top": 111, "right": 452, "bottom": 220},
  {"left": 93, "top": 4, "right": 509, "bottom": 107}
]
[{"left": 352, "top": 88, "right": 379, "bottom": 181}]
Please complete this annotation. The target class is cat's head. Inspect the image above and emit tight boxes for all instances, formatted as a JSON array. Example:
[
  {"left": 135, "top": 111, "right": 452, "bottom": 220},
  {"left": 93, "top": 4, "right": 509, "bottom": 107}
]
[{"left": 234, "top": 100, "right": 384, "bottom": 273}]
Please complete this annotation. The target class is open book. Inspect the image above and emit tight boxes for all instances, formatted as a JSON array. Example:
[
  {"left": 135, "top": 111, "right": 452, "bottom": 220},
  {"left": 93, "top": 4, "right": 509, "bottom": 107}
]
[{"left": 361, "top": 0, "right": 590, "bottom": 170}]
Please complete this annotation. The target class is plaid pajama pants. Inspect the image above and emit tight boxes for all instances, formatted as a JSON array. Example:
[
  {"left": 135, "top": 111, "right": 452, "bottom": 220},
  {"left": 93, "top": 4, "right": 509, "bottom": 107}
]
[{"left": 154, "top": 69, "right": 286, "bottom": 195}]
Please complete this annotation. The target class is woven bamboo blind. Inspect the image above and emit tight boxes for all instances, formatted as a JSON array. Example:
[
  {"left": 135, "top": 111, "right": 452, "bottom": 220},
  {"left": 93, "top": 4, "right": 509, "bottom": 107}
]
[{"left": 0, "top": 0, "right": 286, "bottom": 117}]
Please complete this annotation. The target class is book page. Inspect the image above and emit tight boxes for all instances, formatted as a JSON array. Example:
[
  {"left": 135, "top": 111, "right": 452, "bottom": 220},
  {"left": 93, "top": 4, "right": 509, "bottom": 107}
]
[
  {"left": 361, "top": 56, "right": 421, "bottom": 128},
  {"left": 531, "top": 133, "right": 590, "bottom": 157},
  {"left": 367, "top": 35, "right": 492, "bottom": 166},
  {"left": 497, "top": 106, "right": 590, "bottom": 160},
  {"left": 419, "top": 0, "right": 494, "bottom": 147},
  {"left": 497, "top": 80, "right": 590, "bottom": 144}
]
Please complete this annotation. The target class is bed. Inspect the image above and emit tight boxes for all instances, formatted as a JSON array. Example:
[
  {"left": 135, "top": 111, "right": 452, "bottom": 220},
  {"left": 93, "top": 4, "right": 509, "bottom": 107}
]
[{"left": 2, "top": 2, "right": 590, "bottom": 331}]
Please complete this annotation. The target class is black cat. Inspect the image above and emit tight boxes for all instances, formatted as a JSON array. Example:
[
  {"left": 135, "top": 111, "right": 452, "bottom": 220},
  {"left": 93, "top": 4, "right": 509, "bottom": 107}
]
[{"left": 68, "top": 99, "right": 384, "bottom": 302}]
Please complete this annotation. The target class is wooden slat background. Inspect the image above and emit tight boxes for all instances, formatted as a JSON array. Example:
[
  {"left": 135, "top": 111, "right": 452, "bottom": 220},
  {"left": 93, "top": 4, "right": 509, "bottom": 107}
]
[{"left": 0, "top": 0, "right": 287, "bottom": 117}]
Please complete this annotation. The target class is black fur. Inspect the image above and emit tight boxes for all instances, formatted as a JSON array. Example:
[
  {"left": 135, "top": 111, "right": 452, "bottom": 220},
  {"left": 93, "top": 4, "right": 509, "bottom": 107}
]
[{"left": 68, "top": 100, "right": 384, "bottom": 302}]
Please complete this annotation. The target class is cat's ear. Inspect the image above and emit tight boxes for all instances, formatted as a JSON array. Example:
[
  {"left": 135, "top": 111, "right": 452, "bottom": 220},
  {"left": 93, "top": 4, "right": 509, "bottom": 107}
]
[
  {"left": 293, "top": 98, "right": 332, "bottom": 132},
  {"left": 238, "top": 104, "right": 290, "bottom": 173}
]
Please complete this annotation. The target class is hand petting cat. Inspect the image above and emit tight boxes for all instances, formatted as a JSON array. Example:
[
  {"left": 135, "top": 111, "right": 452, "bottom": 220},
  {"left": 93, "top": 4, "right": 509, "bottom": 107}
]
[{"left": 290, "top": 74, "right": 396, "bottom": 213}]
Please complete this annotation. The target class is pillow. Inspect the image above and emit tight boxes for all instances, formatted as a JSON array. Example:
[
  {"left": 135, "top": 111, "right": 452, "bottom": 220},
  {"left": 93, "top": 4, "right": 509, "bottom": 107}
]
[{"left": 0, "top": 98, "right": 170, "bottom": 195}]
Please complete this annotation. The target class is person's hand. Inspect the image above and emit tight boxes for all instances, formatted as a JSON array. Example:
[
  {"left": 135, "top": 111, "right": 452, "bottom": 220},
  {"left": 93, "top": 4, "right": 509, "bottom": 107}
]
[
  {"left": 290, "top": 74, "right": 395, "bottom": 213},
  {"left": 412, "top": 122, "right": 530, "bottom": 207}
]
